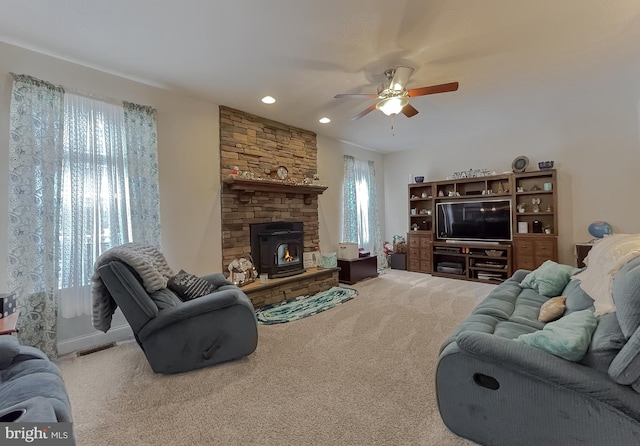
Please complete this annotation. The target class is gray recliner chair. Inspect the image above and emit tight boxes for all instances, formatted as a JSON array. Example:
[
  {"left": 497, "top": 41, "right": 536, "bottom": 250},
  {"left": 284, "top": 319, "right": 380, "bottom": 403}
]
[{"left": 98, "top": 260, "right": 258, "bottom": 374}]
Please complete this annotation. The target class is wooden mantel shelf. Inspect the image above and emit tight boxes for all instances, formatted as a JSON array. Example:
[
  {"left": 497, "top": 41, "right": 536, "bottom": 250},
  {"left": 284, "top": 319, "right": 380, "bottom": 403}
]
[{"left": 223, "top": 177, "right": 328, "bottom": 204}]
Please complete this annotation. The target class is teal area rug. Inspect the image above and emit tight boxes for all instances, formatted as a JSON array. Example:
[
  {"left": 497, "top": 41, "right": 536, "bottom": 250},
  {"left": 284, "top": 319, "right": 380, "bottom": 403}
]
[{"left": 255, "top": 286, "right": 357, "bottom": 324}]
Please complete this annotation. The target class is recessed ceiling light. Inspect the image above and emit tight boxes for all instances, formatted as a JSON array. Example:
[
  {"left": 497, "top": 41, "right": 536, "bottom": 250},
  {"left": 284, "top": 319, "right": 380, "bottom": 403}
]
[
  {"left": 261, "top": 96, "right": 276, "bottom": 104},
  {"left": 319, "top": 117, "right": 331, "bottom": 124}
]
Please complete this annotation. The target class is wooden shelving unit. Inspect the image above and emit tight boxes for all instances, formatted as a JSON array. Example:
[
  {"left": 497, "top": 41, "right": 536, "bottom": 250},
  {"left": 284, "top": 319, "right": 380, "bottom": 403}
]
[
  {"left": 406, "top": 169, "right": 558, "bottom": 283},
  {"left": 512, "top": 170, "right": 558, "bottom": 271}
]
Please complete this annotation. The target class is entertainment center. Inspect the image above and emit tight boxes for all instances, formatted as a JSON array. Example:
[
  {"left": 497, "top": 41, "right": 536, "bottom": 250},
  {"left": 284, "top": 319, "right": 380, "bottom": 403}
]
[{"left": 407, "top": 169, "right": 557, "bottom": 284}]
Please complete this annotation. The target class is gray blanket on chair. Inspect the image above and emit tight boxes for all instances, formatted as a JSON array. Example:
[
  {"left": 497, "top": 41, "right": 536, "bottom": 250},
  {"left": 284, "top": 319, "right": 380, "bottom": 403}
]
[{"left": 91, "top": 242, "right": 175, "bottom": 332}]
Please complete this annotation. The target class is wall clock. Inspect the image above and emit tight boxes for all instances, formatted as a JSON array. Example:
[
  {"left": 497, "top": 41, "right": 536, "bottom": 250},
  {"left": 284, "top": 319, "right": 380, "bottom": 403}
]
[
  {"left": 511, "top": 156, "right": 529, "bottom": 173},
  {"left": 270, "top": 165, "right": 288, "bottom": 180}
]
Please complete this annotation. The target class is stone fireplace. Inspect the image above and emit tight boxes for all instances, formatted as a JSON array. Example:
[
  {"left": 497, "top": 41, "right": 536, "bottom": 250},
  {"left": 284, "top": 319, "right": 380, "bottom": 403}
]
[
  {"left": 250, "top": 221, "right": 305, "bottom": 278},
  {"left": 219, "top": 106, "right": 338, "bottom": 307}
]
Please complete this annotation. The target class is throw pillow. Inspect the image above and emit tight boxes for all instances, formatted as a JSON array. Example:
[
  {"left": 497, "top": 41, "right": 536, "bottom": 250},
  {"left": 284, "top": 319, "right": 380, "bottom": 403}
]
[
  {"left": 517, "top": 309, "right": 598, "bottom": 361},
  {"left": 167, "top": 270, "right": 216, "bottom": 301},
  {"left": 538, "top": 296, "right": 567, "bottom": 322},
  {"left": 521, "top": 260, "right": 578, "bottom": 297}
]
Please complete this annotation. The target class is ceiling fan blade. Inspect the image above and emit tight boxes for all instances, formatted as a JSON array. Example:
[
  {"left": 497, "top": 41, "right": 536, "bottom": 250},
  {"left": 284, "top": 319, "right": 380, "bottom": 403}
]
[
  {"left": 390, "top": 66, "right": 414, "bottom": 91},
  {"left": 401, "top": 103, "right": 419, "bottom": 118},
  {"left": 351, "top": 104, "right": 377, "bottom": 120},
  {"left": 334, "top": 93, "right": 378, "bottom": 99},
  {"left": 408, "top": 81, "right": 459, "bottom": 97}
]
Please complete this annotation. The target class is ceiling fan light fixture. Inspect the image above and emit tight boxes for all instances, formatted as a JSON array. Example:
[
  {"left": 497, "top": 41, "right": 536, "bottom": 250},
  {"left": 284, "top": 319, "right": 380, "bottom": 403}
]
[{"left": 376, "top": 96, "right": 408, "bottom": 116}]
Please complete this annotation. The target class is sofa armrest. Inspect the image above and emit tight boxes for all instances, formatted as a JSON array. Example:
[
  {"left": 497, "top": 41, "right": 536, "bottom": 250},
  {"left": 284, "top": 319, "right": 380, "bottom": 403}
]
[
  {"left": 454, "top": 331, "right": 640, "bottom": 409},
  {"left": 510, "top": 269, "right": 530, "bottom": 283},
  {"left": 137, "top": 288, "right": 250, "bottom": 339}
]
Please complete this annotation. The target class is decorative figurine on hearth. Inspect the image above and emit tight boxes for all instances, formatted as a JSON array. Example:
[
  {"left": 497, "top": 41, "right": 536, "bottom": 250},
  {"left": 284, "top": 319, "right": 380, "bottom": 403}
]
[{"left": 227, "top": 257, "right": 258, "bottom": 287}]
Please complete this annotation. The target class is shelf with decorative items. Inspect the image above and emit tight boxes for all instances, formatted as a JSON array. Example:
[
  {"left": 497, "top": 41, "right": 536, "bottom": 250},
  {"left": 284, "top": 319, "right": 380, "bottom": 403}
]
[
  {"left": 406, "top": 168, "right": 559, "bottom": 279},
  {"left": 512, "top": 169, "right": 558, "bottom": 270},
  {"left": 513, "top": 169, "right": 557, "bottom": 236},
  {"left": 223, "top": 177, "right": 327, "bottom": 204},
  {"left": 433, "top": 174, "right": 513, "bottom": 200},
  {"left": 408, "top": 182, "right": 434, "bottom": 232}
]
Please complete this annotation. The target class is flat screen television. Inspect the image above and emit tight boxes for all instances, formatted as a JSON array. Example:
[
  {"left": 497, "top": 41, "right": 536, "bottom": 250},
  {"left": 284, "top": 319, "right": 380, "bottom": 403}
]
[{"left": 436, "top": 199, "right": 512, "bottom": 242}]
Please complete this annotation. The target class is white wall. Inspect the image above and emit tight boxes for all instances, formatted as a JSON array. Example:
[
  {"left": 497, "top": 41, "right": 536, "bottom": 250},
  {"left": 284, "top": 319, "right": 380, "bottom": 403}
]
[
  {"left": 316, "top": 135, "right": 385, "bottom": 254},
  {"left": 0, "top": 42, "right": 221, "bottom": 352},
  {"left": 383, "top": 65, "right": 640, "bottom": 265}
]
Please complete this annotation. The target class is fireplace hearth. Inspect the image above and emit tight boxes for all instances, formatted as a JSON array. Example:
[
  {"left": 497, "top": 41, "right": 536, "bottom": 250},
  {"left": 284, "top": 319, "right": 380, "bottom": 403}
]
[{"left": 250, "top": 222, "right": 306, "bottom": 279}]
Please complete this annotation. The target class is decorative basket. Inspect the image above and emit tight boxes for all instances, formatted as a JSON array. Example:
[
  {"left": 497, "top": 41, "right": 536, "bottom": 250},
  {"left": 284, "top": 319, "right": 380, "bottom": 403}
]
[
  {"left": 485, "top": 250, "right": 504, "bottom": 257},
  {"left": 393, "top": 242, "right": 407, "bottom": 253},
  {"left": 228, "top": 256, "right": 258, "bottom": 287}
]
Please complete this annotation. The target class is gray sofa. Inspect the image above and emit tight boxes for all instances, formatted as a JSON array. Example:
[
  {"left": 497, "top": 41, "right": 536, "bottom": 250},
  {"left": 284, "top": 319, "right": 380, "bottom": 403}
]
[
  {"left": 0, "top": 335, "right": 72, "bottom": 422},
  {"left": 436, "top": 256, "right": 640, "bottom": 446}
]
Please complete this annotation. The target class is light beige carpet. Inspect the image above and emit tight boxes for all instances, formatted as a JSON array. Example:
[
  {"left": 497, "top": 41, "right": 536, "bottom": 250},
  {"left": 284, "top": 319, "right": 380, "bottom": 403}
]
[{"left": 58, "top": 270, "right": 494, "bottom": 446}]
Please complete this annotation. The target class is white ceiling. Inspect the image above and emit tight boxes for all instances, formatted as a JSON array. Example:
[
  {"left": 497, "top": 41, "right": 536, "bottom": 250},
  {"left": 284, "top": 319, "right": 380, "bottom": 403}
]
[{"left": 2, "top": 0, "right": 640, "bottom": 153}]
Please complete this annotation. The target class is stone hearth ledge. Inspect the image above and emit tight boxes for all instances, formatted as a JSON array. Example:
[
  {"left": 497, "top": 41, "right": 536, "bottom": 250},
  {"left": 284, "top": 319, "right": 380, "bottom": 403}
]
[{"left": 242, "top": 267, "right": 340, "bottom": 308}]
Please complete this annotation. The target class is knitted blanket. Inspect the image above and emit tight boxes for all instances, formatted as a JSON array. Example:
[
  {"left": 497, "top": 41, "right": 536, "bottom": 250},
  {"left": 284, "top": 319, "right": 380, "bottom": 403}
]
[
  {"left": 572, "top": 234, "right": 640, "bottom": 315},
  {"left": 91, "top": 242, "right": 174, "bottom": 332}
]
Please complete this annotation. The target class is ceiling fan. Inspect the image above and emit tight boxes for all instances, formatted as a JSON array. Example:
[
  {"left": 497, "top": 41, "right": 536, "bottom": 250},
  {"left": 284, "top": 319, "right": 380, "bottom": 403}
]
[{"left": 334, "top": 66, "right": 459, "bottom": 120}]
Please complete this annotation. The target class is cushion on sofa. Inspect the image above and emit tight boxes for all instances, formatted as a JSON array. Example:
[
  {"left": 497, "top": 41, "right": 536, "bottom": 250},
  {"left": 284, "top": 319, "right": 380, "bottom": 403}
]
[
  {"left": 605, "top": 257, "right": 640, "bottom": 389},
  {"left": 562, "top": 279, "right": 595, "bottom": 314},
  {"left": 167, "top": 270, "right": 217, "bottom": 301},
  {"left": 579, "top": 312, "right": 625, "bottom": 374},
  {"left": 611, "top": 256, "right": 640, "bottom": 338},
  {"left": 538, "top": 296, "right": 567, "bottom": 322},
  {"left": 517, "top": 309, "right": 598, "bottom": 361},
  {"left": 521, "top": 260, "right": 578, "bottom": 297}
]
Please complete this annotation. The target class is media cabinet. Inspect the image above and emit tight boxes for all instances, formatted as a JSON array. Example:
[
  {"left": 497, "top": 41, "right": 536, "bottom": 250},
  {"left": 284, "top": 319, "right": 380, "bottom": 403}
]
[{"left": 407, "top": 170, "right": 557, "bottom": 284}]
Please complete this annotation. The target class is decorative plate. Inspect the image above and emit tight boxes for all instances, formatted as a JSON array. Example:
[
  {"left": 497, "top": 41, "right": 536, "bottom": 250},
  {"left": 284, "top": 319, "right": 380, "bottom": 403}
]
[{"left": 512, "top": 156, "right": 529, "bottom": 173}]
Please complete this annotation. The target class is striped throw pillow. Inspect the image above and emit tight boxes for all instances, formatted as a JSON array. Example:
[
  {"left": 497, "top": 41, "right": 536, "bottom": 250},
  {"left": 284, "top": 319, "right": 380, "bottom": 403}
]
[{"left": 167, "top": 270, "right": 216, "bottom": 301}]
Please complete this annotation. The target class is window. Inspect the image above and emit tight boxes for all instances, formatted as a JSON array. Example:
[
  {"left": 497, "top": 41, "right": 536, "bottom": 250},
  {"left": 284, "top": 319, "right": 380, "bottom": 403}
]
[
  {"left": 56, "top": 94, "right": 160, "bottom": 317},
  {"left": 58, "top": 94, "right": 133, "bottom": 294},
  {"left": 342, "top": 155, "right": 385, "bottom": 267}
]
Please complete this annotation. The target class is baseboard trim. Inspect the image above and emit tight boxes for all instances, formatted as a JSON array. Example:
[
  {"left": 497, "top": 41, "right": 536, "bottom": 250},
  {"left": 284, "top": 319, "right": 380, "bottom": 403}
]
[{"left": 57, "top": 324, "right": 134, "bottom": 356}]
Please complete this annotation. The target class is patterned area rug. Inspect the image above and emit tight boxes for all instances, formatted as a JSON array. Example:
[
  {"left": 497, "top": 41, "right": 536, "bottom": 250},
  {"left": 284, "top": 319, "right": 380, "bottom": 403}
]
[{"left": 255, "top": 286, "right": 357, "bottom": 324}]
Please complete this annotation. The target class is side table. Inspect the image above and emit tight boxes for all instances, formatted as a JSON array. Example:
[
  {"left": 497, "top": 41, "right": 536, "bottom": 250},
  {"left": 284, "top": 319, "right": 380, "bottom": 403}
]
[
  {"left": 0, "top": 310, "right": 19, "bottom": 335},
  {"left": 338, "top": 256, "right": 378, "bottom": 285}
]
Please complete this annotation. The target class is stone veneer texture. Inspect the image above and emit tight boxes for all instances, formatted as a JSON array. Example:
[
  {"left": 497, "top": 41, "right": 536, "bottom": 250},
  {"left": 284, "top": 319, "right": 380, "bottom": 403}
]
[{"left": 219, "top": 106, "right": 320, "bottom": 271}]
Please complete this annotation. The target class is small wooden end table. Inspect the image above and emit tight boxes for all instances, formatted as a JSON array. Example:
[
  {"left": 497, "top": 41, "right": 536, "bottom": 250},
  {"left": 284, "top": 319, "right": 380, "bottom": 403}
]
[
  {"left": 338, "top": 256, "right": 378, "bottom": 285},
  {"left": 0, "top": 310, "right": 19, "bottom": 335}
]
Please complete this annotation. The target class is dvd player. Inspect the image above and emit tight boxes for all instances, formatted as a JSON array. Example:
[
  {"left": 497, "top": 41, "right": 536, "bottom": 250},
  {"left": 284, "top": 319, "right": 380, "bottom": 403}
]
[{"left": 437, "top": 262, "right": 464, "bottom": 275}]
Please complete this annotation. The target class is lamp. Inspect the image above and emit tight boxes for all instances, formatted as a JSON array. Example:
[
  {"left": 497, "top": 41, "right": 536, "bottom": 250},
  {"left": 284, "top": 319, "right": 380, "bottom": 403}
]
[{"left": 376, "top": 96, "right": 408, "bottom": 116}]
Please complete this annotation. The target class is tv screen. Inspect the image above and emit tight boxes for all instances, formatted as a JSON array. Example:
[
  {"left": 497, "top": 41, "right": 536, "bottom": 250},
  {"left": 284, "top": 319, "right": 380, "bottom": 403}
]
[{"left": 436, "top": 199, "right": 512, "bottom": 242}]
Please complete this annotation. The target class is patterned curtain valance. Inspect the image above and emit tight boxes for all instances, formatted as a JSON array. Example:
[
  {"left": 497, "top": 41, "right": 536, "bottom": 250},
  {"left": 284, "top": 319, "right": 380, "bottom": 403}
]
[
  {"left": 10, "top": 73, "right": 64, "bottom": 94},
  {"left": 123, "top": 100, "right": 156, "bottom": 117}
]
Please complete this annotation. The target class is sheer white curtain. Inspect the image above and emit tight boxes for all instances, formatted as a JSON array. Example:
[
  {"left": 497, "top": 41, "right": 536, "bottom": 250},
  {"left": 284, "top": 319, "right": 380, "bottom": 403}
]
[
  {"left": 342, "top": 156, "right": 386, "bottom": 268},
  {"left": 58, "top": 94, "right": 133, "bottom": 318}
]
